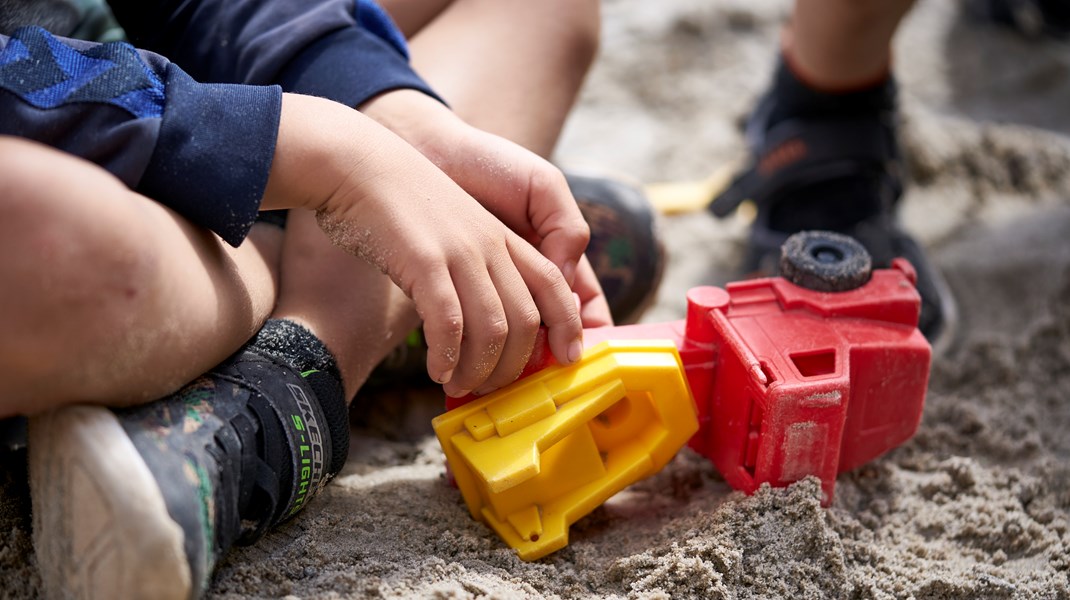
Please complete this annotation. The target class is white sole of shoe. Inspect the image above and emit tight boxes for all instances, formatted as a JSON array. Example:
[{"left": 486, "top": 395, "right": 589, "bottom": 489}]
[{"left": 29, "top": 405, "right": 192, "bottom": 600}]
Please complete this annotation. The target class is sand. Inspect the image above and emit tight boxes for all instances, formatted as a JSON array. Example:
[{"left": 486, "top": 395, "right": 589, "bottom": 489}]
[{"left": 3, "top": 0, "right": 1070, "bottom": 597}]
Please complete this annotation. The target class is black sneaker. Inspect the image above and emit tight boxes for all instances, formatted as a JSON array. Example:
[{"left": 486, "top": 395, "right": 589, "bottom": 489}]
[
  {"left": 710, "top": 59, "right": 957, "bottom": 354},
  {"left": 29, "top": 340, "right": 349, "bottom": 598}
]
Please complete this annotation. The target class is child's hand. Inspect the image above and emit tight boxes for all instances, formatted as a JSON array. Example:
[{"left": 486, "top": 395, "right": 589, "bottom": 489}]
[
  {"left": 360, "top": 90, "right": 614, "bottom": 328},
  {"left": 263, "top": 93, "right": 583, "bottom": 396}
]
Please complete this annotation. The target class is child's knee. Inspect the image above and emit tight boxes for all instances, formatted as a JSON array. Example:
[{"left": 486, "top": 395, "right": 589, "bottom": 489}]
[
  {"left": 0, "top": 139, "right": 157, "bottom": 303},
  {"left": 546, "top": 0, "right": 600, "bottom": 67},
  {"left": 0, "top": 139, "right": 164, "bottom": 360}
]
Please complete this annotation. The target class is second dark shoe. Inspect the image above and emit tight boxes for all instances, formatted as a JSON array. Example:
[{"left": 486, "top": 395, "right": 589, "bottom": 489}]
[{"left": 710, "top": 59, "right": 957, "bottom": 354}]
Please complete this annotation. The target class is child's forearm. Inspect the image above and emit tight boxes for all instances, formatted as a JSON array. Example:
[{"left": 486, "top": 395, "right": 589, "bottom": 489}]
[{"left": 262, "top": 92, "right": 585, "bottom": 397}]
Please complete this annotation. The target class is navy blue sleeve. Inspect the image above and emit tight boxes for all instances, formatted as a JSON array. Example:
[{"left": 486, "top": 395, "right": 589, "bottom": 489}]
[
  {"left": 107, "top": 0, "right": 442, "bottom": 108},
  {"left": 0, "top": 27, "right": 281, "bottom": 246}
]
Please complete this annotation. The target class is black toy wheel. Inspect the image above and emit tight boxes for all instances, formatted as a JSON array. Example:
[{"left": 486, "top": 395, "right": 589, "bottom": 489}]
[{"left": 779, "top": 230, "right": 872, "bottom": 292}]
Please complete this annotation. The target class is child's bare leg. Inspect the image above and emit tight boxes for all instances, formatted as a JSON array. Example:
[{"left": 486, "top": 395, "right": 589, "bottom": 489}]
[
  {"left": 0, "top": 138, "right": 280, "bottom": 416},
  {"left": 787, "top": 0, "right": 915, "bottom": 89},
  {"left": 382, "top": 0, "right": 601, "bottom": 156},
  {"left": 271, "top": 210, "right": 421, "bottom": 399}
]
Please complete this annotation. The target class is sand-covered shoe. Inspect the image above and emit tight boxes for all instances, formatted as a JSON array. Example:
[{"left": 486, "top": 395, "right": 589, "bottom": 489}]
[{"left": 29, "top": 341, "right": 349, "bottom": 599}]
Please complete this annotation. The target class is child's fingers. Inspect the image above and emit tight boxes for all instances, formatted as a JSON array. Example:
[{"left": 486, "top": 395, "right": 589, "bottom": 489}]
[
  {"left": 435, "top": 130, "right": 589, "bottom": 286},
  {"left": 439, "top": 261, "right": 509, "bottom": 398},
  {"left": 525, "top": 167, "right": 591, "bottom": 286},
  {"left": 469, "top": 257, "right": 541, "bottom": 396},
  {"left": 508, "top": 237, "right": 584, "bottom": 368},
  {"left": 409, "top": 268, "right": 464, "bottom": 387}
]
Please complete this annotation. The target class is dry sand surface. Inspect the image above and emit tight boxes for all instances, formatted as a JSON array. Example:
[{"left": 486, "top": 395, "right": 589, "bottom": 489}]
[{"left": 3, "top": 0, "right": 1070, "bottom": 598}]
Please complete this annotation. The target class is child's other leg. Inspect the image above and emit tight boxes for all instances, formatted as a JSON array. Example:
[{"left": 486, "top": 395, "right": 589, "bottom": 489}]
[
  {"left": 787, "top": 0, "right": 915, "bottom": 89},
  {"left": 270, "top": 210, "right": 421, "bottom": 400},
  {"left": 0, "top": 137, "right": 280, "bottom": 417},
  {"left": 28, "top": 157, "right": 438, "bottom": 598}
]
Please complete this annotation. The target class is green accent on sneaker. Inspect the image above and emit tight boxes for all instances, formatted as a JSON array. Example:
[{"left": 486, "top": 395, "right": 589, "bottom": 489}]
[
  {"left": 189, "top": 459, "right": 215, "bottom": 583},
  {"left": 182, "top": 388, "right": 212, "bottom": 426},
  {"left": 405, "top": 329, "right": 423, "bottom": 347},
  {"left": 285, "top": 384, "right": 327, "bottom": 518},
  {"left": 607, "top": 237, "right": 633, "bottom": 268}
]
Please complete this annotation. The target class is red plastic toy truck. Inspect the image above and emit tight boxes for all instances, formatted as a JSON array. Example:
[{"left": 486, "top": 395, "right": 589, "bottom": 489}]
[{"left": 435, "top": 231, "right": 931, "bottom": 559}]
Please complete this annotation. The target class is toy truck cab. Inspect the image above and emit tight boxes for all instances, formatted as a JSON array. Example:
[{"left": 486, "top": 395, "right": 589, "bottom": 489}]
[{"left": 681, "top": 257, "right": 931, "bottom": 504}]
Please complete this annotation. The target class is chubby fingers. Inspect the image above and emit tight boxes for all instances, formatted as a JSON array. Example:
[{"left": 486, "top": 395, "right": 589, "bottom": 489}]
[
  {"left": 508, "top": 236, "right": 585, "bottom": 371},
  {"left": 526, "top": 167, "right": 591, "bottom": 287},
  {"left": 408, "top": 262, "right": 465, "bottom": 388},
  {"left": 413, "top": 236, "right": 577, "bottom": 398},
  {"left": 451, "top": 253, "right": 542, "bottom": 398},
  {"left": 442, "top": 130, "right": 590, "bottom": 288}
]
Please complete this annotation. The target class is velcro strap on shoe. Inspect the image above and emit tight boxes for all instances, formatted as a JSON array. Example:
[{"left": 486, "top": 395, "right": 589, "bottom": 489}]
[
  {"left": 228, "top": 351, "right": 338, "bottom": 527},
  {"left": 710, "top": 116, "right": 897, "bottom": 218}
]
